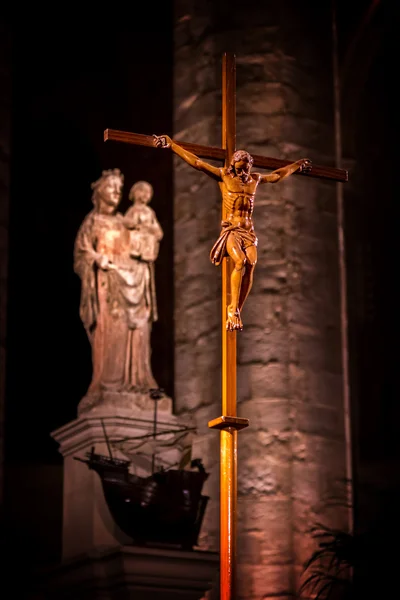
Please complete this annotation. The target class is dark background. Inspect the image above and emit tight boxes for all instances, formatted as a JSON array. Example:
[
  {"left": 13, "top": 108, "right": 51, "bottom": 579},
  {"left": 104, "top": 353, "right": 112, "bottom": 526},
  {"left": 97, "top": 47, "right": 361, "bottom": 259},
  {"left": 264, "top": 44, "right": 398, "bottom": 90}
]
[
  {"left": 2, "top": 0, "right": 398, "bottom": 575},
  {"left": 6, "top": 5, "right": 175, "bottom": 463}
]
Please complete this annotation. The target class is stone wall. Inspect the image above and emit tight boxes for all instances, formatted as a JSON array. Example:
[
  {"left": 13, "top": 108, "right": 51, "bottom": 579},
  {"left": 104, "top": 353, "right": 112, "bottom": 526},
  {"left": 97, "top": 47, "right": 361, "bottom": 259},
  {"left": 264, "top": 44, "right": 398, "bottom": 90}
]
[
  {"left": 174, "top": 2, "right": 349, "bottom": 598},
  {"left": 0, "top": 17, "right": 11, "bottom": 510}
]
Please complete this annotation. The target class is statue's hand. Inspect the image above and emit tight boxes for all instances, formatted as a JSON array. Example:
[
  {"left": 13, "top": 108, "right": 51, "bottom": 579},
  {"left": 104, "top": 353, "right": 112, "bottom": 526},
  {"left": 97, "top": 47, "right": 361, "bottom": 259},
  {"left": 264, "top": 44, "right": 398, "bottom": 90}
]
[
  {"left": 297, "top": 158, "right": 312, "bottom": 173},
  {"left": 153, "top": 134, "right": 172, "bottom": 149},
  {"left": 96, "top": 254, "right": 111, "bottom": 270}
]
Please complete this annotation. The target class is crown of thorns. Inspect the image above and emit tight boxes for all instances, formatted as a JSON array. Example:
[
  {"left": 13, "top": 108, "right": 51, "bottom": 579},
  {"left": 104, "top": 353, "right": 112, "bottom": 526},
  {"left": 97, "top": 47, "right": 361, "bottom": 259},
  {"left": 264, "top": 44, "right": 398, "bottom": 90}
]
[{"left": 230, "top": 150, "right": 253, "bottom": 165}]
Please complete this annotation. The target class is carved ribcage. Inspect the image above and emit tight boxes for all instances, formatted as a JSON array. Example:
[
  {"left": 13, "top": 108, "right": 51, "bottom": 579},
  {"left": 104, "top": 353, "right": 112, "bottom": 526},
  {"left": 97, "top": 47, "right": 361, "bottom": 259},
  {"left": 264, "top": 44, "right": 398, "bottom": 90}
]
[{"left": 223, "top": 195, "right": 254, "bottom": 216}]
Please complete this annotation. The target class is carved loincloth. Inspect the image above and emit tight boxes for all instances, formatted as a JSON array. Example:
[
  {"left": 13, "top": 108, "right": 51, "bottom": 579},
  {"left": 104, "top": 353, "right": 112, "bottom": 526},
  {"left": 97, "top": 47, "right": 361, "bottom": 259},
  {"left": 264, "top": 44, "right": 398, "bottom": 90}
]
[{"left": 209, "top": 222, "right": 258, "bottom": 266}]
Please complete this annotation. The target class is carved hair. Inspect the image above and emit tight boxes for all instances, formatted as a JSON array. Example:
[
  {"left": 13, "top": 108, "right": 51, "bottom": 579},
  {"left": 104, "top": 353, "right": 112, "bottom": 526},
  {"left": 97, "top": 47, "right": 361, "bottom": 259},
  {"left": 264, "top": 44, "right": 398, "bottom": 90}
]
[
  {"left": 226, "top": 150, "right": 254, "bottom": 175},
  {"left": 90, "top": 168, "right": 124, "bottom": 206},
  {"left": 129, "top": 180, "right": 153, "bottom": 202}
]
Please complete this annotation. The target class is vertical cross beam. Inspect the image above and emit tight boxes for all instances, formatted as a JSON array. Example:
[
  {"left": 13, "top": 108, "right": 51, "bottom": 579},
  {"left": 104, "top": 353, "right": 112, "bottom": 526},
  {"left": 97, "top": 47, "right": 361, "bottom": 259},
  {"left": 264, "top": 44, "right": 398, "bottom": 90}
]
[
  {"left": 221, "top": 52, "right": 238, "bottom": 600},
  {"left": 221, "top": 54, "right": 237, "bottom": 418},
  {"left": 208, "top": 52, "right": 249, "bottom": 600}
]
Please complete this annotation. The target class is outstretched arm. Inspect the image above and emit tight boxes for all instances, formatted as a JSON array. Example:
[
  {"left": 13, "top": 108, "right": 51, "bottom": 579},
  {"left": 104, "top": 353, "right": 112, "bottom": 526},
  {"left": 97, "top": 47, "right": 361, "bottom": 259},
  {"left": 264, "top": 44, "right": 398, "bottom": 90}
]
[
  {"left": 258, "top": 158, "right": 312, "bottom": 184},
  {"left": 154, "top": 135, "right": 222, "bottom": 181}
]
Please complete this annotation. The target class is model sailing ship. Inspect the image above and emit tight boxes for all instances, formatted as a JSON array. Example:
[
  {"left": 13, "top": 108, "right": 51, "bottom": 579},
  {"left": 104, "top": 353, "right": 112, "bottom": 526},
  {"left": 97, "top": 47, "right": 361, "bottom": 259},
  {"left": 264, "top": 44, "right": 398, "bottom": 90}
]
[{"left": 75, "top": 390, "right": 209, "bottom": 550}]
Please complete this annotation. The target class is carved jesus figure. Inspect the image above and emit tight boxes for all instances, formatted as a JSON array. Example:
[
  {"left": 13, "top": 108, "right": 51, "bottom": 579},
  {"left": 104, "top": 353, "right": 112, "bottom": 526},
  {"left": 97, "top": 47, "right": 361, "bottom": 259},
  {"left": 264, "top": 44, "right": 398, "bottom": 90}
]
[{"left": 154, "top": 134, "right": 311, "bottom": 331}]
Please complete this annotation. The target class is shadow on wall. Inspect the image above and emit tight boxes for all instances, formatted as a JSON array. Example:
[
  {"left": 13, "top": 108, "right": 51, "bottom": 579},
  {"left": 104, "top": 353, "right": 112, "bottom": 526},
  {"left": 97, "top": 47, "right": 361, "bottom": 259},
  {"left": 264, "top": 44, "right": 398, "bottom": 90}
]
[{"left": 299, "top": 479, "right": 400, "bottom": 599}]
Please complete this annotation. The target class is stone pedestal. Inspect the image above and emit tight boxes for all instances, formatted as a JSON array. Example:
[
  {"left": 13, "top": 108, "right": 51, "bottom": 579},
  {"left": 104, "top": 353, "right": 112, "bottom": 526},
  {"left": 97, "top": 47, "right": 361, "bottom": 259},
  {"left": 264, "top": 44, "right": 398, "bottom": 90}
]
[
  {"left": 50, "top": 398, "right": 218, "bottom": 599},
  {"left": 35, "top": 545, "right": 219, "bottom": 600},
  {"left": 51, "top": 398, "right": 194, "bottom": 560},
  {"left": 77, "top": 390, "right": 173, "bottom": 417}
]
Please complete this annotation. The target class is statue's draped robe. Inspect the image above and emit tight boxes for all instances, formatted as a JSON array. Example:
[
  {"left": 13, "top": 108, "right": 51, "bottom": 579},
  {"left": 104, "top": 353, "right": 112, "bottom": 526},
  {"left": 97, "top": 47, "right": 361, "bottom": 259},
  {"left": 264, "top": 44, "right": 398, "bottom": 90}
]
[{"left": 74, "top": 210, "right": 159, "bottom": 396}]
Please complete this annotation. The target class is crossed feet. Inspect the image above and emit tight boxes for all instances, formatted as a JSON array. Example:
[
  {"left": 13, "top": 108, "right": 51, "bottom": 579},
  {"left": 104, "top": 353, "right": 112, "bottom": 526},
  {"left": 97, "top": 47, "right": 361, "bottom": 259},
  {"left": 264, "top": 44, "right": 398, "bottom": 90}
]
[{"left": 226, "top": 305, "right": 243, "bottom": 332}]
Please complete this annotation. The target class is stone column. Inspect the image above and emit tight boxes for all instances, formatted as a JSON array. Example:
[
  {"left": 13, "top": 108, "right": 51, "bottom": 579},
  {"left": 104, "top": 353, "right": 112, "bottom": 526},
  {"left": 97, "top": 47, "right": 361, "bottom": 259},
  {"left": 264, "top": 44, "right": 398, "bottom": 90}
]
[
  {"left": 0, "top": 17, "right": 11, "bottom": 509},
  {"left": 174, "top": 2, "right": 348, "bottom": 598}
]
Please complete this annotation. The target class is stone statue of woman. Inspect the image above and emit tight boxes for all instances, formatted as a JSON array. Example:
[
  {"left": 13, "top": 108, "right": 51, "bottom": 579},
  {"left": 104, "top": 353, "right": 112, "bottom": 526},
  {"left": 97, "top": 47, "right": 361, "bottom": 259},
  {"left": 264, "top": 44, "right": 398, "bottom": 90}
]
[{"left": 74, "top": 170, "right": 164, "bottom": 414}]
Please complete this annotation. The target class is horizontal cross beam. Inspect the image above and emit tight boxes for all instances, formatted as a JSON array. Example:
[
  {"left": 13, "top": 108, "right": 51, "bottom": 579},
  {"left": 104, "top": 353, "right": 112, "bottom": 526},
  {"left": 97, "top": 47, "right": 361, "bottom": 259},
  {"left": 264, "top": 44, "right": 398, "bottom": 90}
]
[{"left": 104, "top": 128, "right": 348, "bottom": 183}]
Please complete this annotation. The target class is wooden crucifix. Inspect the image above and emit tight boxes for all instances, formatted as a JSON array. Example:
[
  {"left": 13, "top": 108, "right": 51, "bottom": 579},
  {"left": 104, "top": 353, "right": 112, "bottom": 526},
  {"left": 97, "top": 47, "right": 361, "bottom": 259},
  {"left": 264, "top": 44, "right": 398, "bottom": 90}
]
[{"left": 104, "top": 52, "right": 348, "bottom": 600}]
